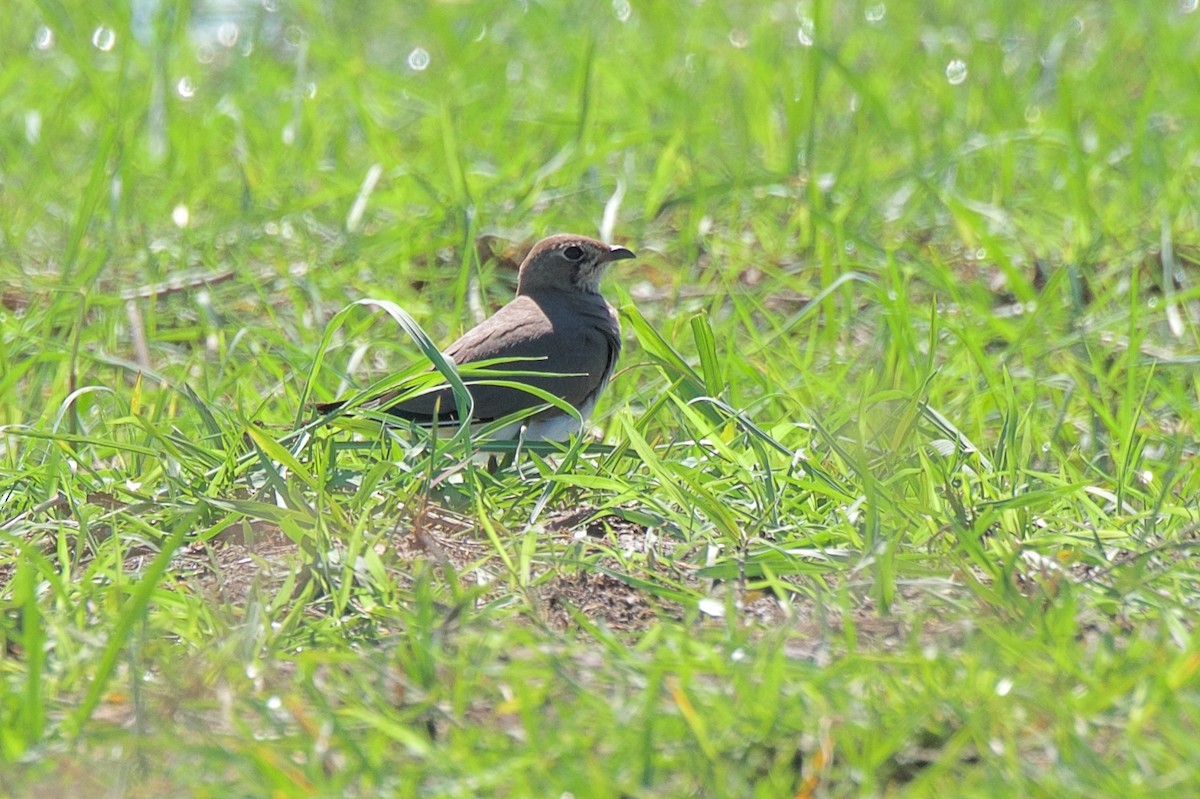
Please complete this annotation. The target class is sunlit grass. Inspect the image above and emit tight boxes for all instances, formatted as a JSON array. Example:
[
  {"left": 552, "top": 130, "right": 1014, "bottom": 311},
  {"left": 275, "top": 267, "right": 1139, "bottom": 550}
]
[{"left": 2, "top": 0, "right": 1200, "bottom": 795}]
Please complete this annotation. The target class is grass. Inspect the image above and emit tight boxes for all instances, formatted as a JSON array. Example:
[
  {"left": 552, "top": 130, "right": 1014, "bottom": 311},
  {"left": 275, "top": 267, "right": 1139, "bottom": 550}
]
[{"left": 3, "top": 0, "right": 1200, "bottom": 795}]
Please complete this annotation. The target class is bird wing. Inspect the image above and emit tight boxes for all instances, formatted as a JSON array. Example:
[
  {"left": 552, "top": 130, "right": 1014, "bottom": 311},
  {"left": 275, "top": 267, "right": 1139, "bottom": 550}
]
[{"left": 386, "top": 293, "right": 620, "bottom": 424}]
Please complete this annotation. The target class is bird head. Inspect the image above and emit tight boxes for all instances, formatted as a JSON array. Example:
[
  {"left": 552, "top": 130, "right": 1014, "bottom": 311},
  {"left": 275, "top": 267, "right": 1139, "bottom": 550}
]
[{"left": 516, "top": 234, "right": 636, "bottom": 295}]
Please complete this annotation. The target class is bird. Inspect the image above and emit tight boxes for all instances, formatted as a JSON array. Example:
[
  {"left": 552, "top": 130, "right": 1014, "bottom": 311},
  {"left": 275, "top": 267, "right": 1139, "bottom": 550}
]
[{"left": 319, "top": 234, "right": 636, "bottom": 442}]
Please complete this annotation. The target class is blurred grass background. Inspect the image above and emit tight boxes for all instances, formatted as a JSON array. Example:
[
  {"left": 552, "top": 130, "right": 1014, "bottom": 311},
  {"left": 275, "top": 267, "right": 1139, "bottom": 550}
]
[{"left": 2, "top": 0, "right": 1200, "bottom": 796}]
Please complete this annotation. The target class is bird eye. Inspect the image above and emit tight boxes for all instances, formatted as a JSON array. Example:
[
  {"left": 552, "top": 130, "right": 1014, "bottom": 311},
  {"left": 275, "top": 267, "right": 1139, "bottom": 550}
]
[{"left": 563, "top": 245, "right": 584, "bottom": 261}]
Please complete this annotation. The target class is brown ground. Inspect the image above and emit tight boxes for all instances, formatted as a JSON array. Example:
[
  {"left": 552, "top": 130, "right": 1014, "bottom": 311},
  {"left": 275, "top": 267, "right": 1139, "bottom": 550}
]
[
  {"left": 178, "top": 505, "right": 695, "bottom": 633},
  {"left": 168, "top": 500, "right": 991, "bottom": 651}
]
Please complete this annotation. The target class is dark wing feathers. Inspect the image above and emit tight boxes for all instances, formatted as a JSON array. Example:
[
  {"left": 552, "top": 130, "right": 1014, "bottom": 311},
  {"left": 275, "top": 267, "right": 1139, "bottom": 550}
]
[{"left": 376, "top": 292, "right": 620, "bottom": 424}]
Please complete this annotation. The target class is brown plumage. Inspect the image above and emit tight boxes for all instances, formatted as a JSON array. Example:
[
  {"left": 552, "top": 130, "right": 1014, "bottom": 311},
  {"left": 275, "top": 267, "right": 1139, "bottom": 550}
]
[{"left": 320, "top": 234, "right": 635, "bottom": 441}]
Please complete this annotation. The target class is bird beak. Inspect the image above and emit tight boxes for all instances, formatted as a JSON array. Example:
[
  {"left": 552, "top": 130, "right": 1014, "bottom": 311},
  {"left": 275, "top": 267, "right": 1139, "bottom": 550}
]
[{"left": 602, "top": 245, "right": 637, "bottom": 263}]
